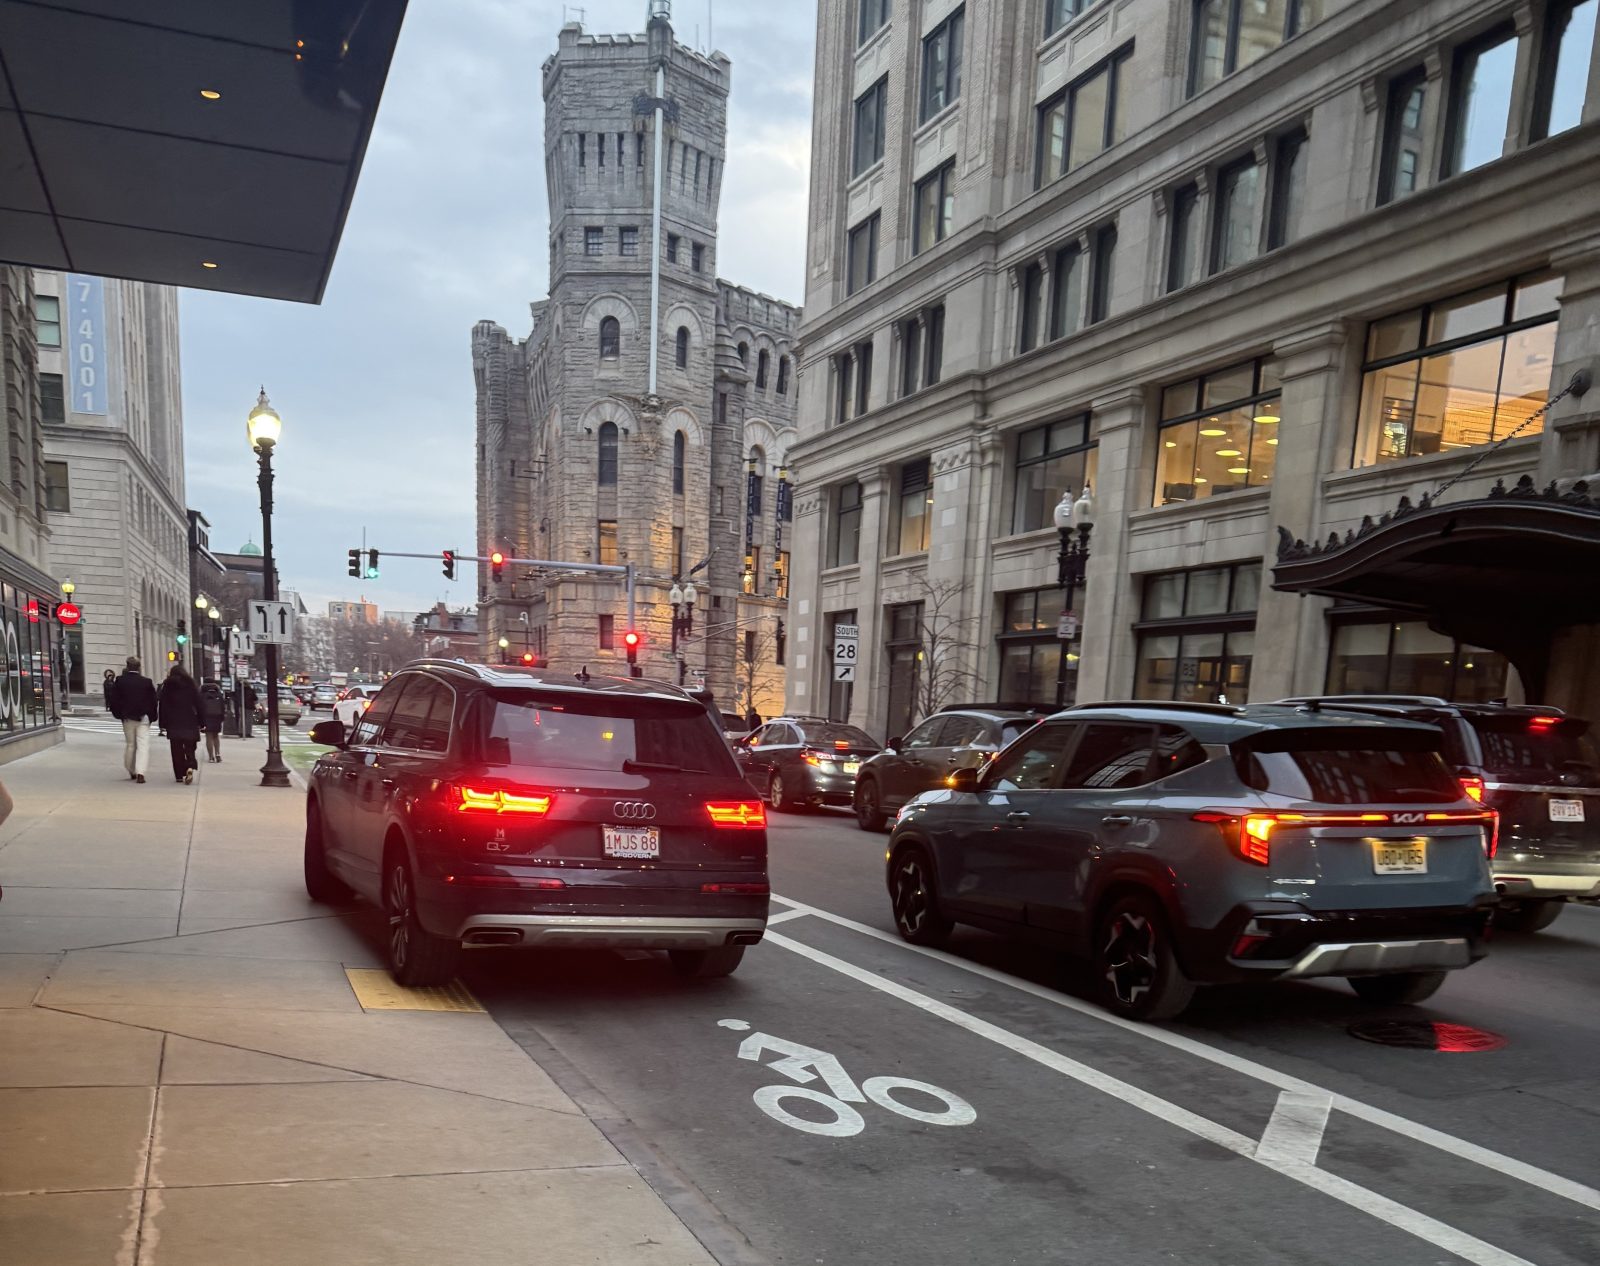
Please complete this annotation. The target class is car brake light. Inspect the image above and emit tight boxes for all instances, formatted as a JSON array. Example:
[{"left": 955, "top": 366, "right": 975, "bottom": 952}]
[
  {"left": 833, "top": 740, "right": 851, "bottom": 750},
  {"left": 456, "top": 786, "right": 553, "bottom": 815},
  {"left": 1459, "top": 775, "right": 1484, "bottom": 802},
  {"left": 801, "top": 751, "right": 821, "bottom": 766},
  {"left": 1194, "top": 808, "right": 1497, "bottom": 866},
  {"left": 700, "top": 882, "right": 770, "bottom": 894},
  {"left": 1529, "top": 715, "right": 1560, "bottom": 729},
  {"left": 706, "top": 800, "right": 766, "bottom": 829},
  {"left": 1483, "top": 809, "right": 1499, "bottom": 859}
]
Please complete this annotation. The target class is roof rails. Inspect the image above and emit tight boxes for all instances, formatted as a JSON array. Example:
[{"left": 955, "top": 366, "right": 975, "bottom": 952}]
[
  {"left": 936, "top": 702, "right": 1055, "bottom": 714},
  {"left": 1282, "top": 693, "right": 1453, "bottom": 707},
  {"left": 1068, "top": 700, "right": 1244, "bottom": 717}
]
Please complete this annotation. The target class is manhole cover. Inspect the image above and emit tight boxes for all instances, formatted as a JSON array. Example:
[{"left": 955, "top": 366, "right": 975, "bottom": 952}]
[{"left": 1347, "top": 1019, "right": 1507, "bottom": 1052}]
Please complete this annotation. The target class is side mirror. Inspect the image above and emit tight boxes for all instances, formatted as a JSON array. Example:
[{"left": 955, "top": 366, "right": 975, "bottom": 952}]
[
  {"left": 887, "top": 736, "right": 903, "bottom": 752},
  {"left": 947, "top": 767, "right": 978, "bottom": 794},
  {"left": 309, "top": 719, "right": 347, "bottom": 749}
]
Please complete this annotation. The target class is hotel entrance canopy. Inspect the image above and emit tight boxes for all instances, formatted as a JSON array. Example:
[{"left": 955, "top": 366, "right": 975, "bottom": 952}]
[{"left": 0, "top": 0, "right": 407, "bottom": 303}]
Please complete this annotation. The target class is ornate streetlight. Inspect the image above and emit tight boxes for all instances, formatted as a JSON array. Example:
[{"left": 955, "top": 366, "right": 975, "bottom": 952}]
[
  {"left": 1052, "top": 484, "right": 1095, "bottom": 708},
  {"left": 669, "top": 580, "right": 697, "bottom": 684},
  {"left": 247, "top": 389, "right": 291, "bottom": 787}
]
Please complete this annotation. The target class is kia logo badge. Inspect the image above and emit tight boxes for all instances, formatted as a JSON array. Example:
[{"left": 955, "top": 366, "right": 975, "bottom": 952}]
[
  {"left": 1392, "top": 812, "right": 1425, "bottom": 824},
  {"left": 612, "top": 801, "right": 658, "bottom": 821}
]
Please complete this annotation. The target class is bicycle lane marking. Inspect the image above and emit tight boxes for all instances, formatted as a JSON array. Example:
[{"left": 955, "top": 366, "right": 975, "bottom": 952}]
[
  {"left": 762, "top": 928, "right": 1532, "bottom": 1266},
  {"left": 770, "top": 894, "right": 1600, "bottom": 1217}
]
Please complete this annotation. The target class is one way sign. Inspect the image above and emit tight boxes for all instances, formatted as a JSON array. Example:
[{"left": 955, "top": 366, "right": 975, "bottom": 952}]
[{"left": 248, "top": 601, "right": 296, "bottom": 645}]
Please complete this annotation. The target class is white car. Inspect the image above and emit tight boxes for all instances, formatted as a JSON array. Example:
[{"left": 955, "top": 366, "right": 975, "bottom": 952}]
[{"left": 333, "top": 683, "right": 384, "bottom": 728}]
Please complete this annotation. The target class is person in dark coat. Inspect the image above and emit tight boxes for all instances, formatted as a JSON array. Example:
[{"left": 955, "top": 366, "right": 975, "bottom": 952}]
[
  {"left": 199, "top": 680, "right": 225, "bottom": 763},
  {"left": 744, "top": 708, "right": 762, "bottom": 732},
  {"left": 112, "top": 656, "right": 158, "bottom": 783},
  {"left": 101, "top": 668, "right": 117, "bottom": 713},
  {"left": 157, "top": 664, "right": 203, "bottom": 784}
]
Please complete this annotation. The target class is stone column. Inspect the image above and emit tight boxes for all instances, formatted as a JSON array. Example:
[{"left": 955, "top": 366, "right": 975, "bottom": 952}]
[
  {"left": 1075, "top": 388, "right": 1146, "bottom": 702},
  {"left": 1538, "top": 235, "right": 1600, "bottom": 484},
  {"left": 849, "top": 473, "right": 889, "bottom": 734},
  {"left": 784, "top": 484, "right": 828, "bottom": 715}
]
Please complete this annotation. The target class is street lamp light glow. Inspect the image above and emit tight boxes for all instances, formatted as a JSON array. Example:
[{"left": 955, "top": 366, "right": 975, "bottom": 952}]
[
  {"left": 60, "top": 578, "right": 74, "bottom": 595},
  {"left": 498, "top": 637, "right": 510, "bottom": 649},
  {"left": 246, "top": 388, "right": 282, "bottom": 449},
  {"left": 1072, "top": 483, "right": 1096, "bottom": 529},
  {"left": 195, "top": 593, "right": 210, "bottom": 609},
  {"left": 208, "top": 606, "right": 220, "bottom": 620}
]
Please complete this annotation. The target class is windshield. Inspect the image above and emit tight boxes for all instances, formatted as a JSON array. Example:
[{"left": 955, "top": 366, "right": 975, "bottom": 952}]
[
  {"left": 474, "top": 691, "right": 739, "bottom": 775},
  {"left": 799, "top": 723, "right": 878, "bottom": 748},
  {"left": 1235, "top": 727, "right": 1460, "bottom": 804},
  {"left": 1470, "top": 716, "right": 1600, "bottom": 785}
]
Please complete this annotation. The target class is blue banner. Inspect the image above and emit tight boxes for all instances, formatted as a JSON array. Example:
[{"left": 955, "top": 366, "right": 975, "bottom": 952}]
[{"left": 65, "top": 274, "right": 107, "bottom": 415}]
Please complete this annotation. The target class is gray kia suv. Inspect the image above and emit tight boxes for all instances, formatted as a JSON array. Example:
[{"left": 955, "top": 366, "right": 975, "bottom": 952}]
[{"left": 885, "top": 701, "right": 1497, "bottom": 1020}]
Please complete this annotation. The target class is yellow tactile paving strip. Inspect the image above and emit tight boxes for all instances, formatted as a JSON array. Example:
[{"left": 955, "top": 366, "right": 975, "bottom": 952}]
[{"left": 344, "top": 968, "right": 485, "bottom": 1013}]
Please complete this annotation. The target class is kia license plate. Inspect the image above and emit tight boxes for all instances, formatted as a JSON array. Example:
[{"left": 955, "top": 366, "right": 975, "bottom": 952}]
[
  {"left": 843, "top": 761, "right": 861, "bottom": 775},
  {"left": 603, "top": 825, "right": 660, "bottom": 859},
  {"left": 1372, "top": 840, "right": 1427, "bottom": 874},
  {"left": 1549, "top": 799, "right": 1585, "bottom": 822}
]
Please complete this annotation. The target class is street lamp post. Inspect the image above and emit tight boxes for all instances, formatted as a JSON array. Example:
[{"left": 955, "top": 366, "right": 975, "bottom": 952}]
[
  {"left": 247, "top": 389, "right": 291, "bottom": 788},
  {"left": 193, "top": 592, "right": 210, "bottom": 679},
  {"left": 497, "top": 636, "right": 510, "bottom": 665},
  {"left": 1052, "top": 485, "right": 1095, "bottom": 708},
  {"left": 669, "top": 581, "right": 696, "bottom": 685}
]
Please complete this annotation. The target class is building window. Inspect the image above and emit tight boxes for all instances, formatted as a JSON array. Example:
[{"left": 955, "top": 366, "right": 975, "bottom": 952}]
[
  {"left": 893, "top": 458, "right": 932, "bottom": 555},
  {"left": 834, "top": 352, "right": 855, "bottom": 425},
  {"left": 900, "top": 315, "right": 923, "bottom": 397},
  {"left": 599, "top": 316, "right": 620, "bottom": 360},
  {"left": 597, "top": 422, "right": 619, "bottom": 485},
  {"left": 599, "top": 613, "right": 615, "bottom": 650},
  {"left": 854, "top": 339, "right": 873, "bottom": 415},
  {"left": 920, "top": 7, "right": 965, "bottom": 123},
  {"left": 584, "top": 226, "right": 604, "bottom": 255},
  {"left": 1050, "top": 244, "right": 1083, "bottom": 340},
  {"left": 1354, "top": 271, "right": 1561, "bottom": 467},
  {"left": 828, "top": 610, "right": 858, "bottom": 722},
  {"left": 40, "top": 373, "right": 64, "bottom": 425},
  {"left": 597, "top": 520, "right": 619, "bottom": 565},
  {"left": 853, "top": 77, "right": 888, "bottom": 177},
  {"left": 776, "top": 356, "right": 790, "bottom": 394},
  {"left": 1535, "top": 0, "right": 1597, "bottom": 140},
  {"left": 667, "top": 233, "right": 680, "bottom": 263},
  {"left": 1267, "top": 129, "right": 1308, "bottom": 249},
  {"left": 1046, "top": 0, "right": 1099, "bottom": 38},
  {"left": 1212, "top": 156, "right": 1261, "bottom": 272},
  {"left": 1036, "top": 48, "right": 1129, "bottom": 187},
  {"left": 1445, "top": 26, "right": 1517, "bottom": 177},
  {"left": 1326, "top": 616, "right": 1511, "bottom": 701},
  {"left": 691, "top": 242, "right": 705, "bottom": 272},
  {"left": 672, "top": 430, "right": 686, "bottom": 494},
  {"left": 913, "top": 161, "right": 955, "bottom": 254},
  {"left": 675, "top": 325, "right": 690, "bottom": 369},
  {"left": 885, "top": 602, "right": 924, "bottom": 738},
  {"left": 578, "top": 133, "right": 587, "bottom": 167},
  {"left": 737, "top": 341, "right": 749, "bottom": 366},
  {"left": 35, "top": 295, "right": 61, "bottom": 347},
  {"left": 925, "top": 305, "right": 945, "bottom": 384},
  {"left": 1019, "top": 260, "right": 1045, "bottom": 353},
  {"left": 1155, "top": 356, "right": 1281, "bottom": 504},
  {"left": 998, "top": 588, "right": 1072, "bottom": 706},
  {"left": 1133, "top": 562, "right": 1261, "bottom": 704},
  {"left": 847, "top": 214, "right": 880, "bottom": 295},
  {"left": 43, "top": 461, "right": 69, "bottom": 513},
  {"left": 743, "top": 546, "right": 762, "bottom": 596},
  {"left": 1379, "top": 68, "right": 1429, "bottom": 204},
  {"left": 619, "top": 226, "right": 639, "bottom": 256},
  {"left": 757, "top": 349, "right": 770, "bottom": 390},
  {"left": 1012, "top": 416, "right": 1097, "bottom": 535},
  {"left": 1089, "top": 223, "right": 1117, "bottom": 324},
  {"left": 776, "top": 551, "right": 790, "bottom": 601},
  {"left": 1191, "top": 0, "right": 1315, "bottom": 96},
  {"left": 831, "top": 481, "right": 864, "bottom": 567},
  {"left": 858, "top": 0, "right": 891, "bottom": 45},
  {"left": 673, "top": 525, "right": 685, "bottom": 577},
  {"left": 1167, "top": 183, "right": 1202, "bottom": 292}
]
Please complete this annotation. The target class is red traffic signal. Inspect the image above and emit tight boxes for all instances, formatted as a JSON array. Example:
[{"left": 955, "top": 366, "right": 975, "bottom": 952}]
[
  {"left": 490, "top": 551, "right": 505, "bottom": 583},
  {"left": 622, "top": 630, "right": 641, "bottom": 649},
  {"left": 520, "top": 651, "right": 535, "bottom": 665}
]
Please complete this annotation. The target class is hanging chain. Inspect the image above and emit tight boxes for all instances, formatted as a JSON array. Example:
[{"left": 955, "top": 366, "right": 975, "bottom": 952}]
[{"left": 1430, "top": 369, "right": 1591, "bottom": 504}]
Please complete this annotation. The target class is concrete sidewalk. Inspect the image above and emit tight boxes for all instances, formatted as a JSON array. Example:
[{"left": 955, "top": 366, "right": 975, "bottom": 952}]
[{"left": 0, "top": 729, "right": 717, "bottom": 1265}]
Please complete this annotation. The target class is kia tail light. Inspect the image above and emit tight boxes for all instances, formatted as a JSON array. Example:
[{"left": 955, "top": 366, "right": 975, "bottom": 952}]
[
  {"left": 455, "top": 785, "right": 553, "bottom": 815},
  {"left": 1459, "top": 775, "right": 1484, "bottom": 802},
  {"left": 1194, "top": 808, "right": 1496, "bottom": 866},
  {"left": 706, "top": 800, "right": 766, "bottom": 829}
]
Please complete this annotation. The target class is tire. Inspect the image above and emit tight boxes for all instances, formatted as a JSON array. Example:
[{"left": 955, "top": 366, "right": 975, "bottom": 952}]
[
  {"left": 669, "top": 944, "right": 746, "bottom": 978},
  {"left": 1494, "top": 899, "right": 1563, "bottom": 933},
  {"left": 1093, "top": 892, "right": 1196, "bottom": 1022},
  {"left": 1347, "top": 970, "right": 1447, "bottom": 1006},
  {"left": 303, "top": 801, "right": 352, "bottom": 903},
  {"left": 854, "top": 778, "right": 887, "bottom": 832},
  {"left": 767, "top": 770, "right": 799, "bottom": 814},
  {"left": 888, "top": 845, "right": 953, "bottom": 947},
  {"left": 383, "top": 856, "right": 460, "bottom": 987}
]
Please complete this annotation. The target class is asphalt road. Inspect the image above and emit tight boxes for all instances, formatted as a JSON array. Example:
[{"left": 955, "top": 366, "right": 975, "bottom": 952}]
[{"left": 467, "top": 807, "right": 1600, "bottom": 1266}]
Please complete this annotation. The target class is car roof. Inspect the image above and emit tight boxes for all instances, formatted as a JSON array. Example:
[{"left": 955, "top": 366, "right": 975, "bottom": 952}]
[
  {"left": 1060, "top": 700, "right": 1445, "bottom": 744},
  {"left": 1275, "top": 696, "right": 1567, "bottom": 722},
  {"left": 402, "top": 659, "right": 700, "bottom": 705},
  {"left": 936, "top": 708, "right": 1050, "bottom": 722}
]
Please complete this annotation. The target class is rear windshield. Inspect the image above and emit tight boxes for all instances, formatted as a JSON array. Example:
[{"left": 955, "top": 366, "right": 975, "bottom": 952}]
[
  {"left": 799, "top": 723, "right": 878, "bottom": 748},
  {"left": 474, "top": 691, "right": 739, "bottom": 775},
  {"left": 1470, "top": 717, "right": 1600, "bottom": 784},
  {"left": 1235, "top": 727, "right": 1460, "bottom": 804},
  {"left": 1001, "top": 718, "right": 1042, "bottom": 744}
]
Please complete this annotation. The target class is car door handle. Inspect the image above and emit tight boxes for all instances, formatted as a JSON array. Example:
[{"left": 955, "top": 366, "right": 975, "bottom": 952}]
[
  {"left": 342, "top": 770, "right": 358, "bottom": 781},
  {"left": 381, "top": 778, "right": 396, "bottom": 790},
  {"left": 1006, "top": 811, "right": 1031, "bottom": 823},
  {"left": 1101, "top": 814, "right": 1135, "bottom": 826}
]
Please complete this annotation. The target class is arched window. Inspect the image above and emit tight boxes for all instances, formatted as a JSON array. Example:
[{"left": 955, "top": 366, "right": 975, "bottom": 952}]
[
  {"left": 599, "top": 316, "right": 620, "bottom": 360},
  {"left": 776, "top": 355, "right": 790, "bottom": 395},
  {"left": 672, "top": 431, "right": 686, "bottom": 494},
  {"left": 675, "top": 326, "right": 689, "bottom": 369},
  {"left": 737, "top": 341, "right": 749, "bottom": 366},
  {"left": 597, "top": 421, "right": 618, "bottom": 485},
  {"left": 756, "top": 349, "right": 770, "bottom": 390}
]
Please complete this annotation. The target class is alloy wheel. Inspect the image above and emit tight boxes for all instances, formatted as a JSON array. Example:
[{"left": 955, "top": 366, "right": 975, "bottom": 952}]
[
  {"left": 1102, "top": 911, "right": 1159, "bottom": 1007},
  {"left": 856, "top": 781, "right": 880, "bottom": 829},
  {"left": 892, "top": 857, "right": 929, "bottom": 938},
  {"left": 387, "top": 863, "right": 412, "bottom": 971},
  {"left": 768, "top": 773, "right": 784, "bottom": 811}
]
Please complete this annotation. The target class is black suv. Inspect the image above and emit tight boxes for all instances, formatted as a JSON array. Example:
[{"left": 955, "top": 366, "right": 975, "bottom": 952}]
[
  {"left": 304, "top": 662, "right": 769, "bottom": 985},
  {"left": 1278, "top": 696, "right": 1600, "bottom": 931},
  {"left": 853, "top": 704, "right": 1050, "bottom": 831}
]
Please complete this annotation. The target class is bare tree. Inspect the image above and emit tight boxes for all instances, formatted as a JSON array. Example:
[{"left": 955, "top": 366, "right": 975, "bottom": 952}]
[
  {"left": 910, "top": 576, "right": 985, "bottom": 722},
  {"left": 737, "top": 619, "right": 786, "bottom": 721}
]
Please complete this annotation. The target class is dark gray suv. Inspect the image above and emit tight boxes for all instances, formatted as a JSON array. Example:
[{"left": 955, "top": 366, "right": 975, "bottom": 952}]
[{"left": 886, "top": 701, "right": 1497, "bottom": 1021}]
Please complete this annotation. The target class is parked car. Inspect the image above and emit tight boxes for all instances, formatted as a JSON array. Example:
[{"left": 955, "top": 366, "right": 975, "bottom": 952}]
[
  {"left": 254, "top": 686, "right": 302, "bottom": 726},
  {"left": 885, "top": 700, "right": 1498, "bottom": 1021},
  {"left": 304, "top": 662, "right": 769, "bottom": 986},
  {"left": 1275, "top": 696, "right": 1600, "bottom": 932},
  {"left": 853, "top": 704, "right": 1051, "bottom": 830},
  {"left": 333, "top": 682, "right": 384, "bottom": 729},
  {"left": 310, "top": 683, "right": 339, "bottom": 711},
  {"left": 734, "top": 717, "right": 882, "bottom": 812},
  {"left": 292, "top": 684, "right": 314, "bottom": 705}
]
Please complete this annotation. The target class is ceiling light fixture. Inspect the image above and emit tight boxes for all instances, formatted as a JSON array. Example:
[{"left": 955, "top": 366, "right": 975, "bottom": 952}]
[
  {"left": 1228, "top": 466, "right": 1250, "bottom": 475},
  {"left": 199, "top": 89, "right": 221, "bottom": 100},
  {"left": 1216, "top": 449, "right": 1241, "bottom": 458},
  {"left": 1164, "top": 440, "right": 1177, "bottom": 448},
  {"left": 1266, "top": 437, "right": 1279, "bottom": 446},
  {"left": 1199, "top": 428, "right": 1226, "bottom": 437},
  {"left": 201, "top": 261, "right": 218, "bottom": 269},
  {"left": 1253, "top": 407, "right": 1280, "bottom": 424}
]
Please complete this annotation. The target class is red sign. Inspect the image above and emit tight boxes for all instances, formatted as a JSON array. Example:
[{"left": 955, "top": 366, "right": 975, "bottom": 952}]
[{"left": 57, "top": 602, "right": 81, "bottom": 625}]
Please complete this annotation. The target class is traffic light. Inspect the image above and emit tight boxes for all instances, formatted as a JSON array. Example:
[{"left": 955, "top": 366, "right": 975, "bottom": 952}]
[
  {"left": 347, "top": 549, "right": 361, "bottom": 577},
  {"left": 166, "top": 650, "right": 178, "bottom": 663},
  {"left": 442, "top": 549, "right": 455, "bottom": 580},
  {"left": 521, "top": 651, "right": 536, "bottom": 666},
  {"left": 622, "top": 629, "right": 641, "bottom": 677},
  {"left": 175, "top": 620, "right": 188, "bottom": 647},
  {"left": 490, "top": 551, "right": 505, "bottom": 583},
  {"left": 365, "top": 549, "right": 380, "bottom": 580}
]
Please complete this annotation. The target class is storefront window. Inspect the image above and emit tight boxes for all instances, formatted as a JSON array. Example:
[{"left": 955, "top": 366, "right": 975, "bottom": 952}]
[
  {"left": 1011, "top": 417, "right": 1097, "bottom": 534},
  {"left": 1326, "top": 618, "right": 1512, "bottom": 701},
  {"left": 1133, "top": 562, "right": 1260, "bottom": 703},
  {"left": 1155, "top": 357, "right": 1280, "bottom": 504},
  {"left": 1354, "top": 272, "right": 1561, "bottom": 466}
]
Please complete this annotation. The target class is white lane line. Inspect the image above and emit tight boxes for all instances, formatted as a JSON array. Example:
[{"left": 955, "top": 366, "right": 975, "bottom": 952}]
[
  {"left": 1255, "top": 1091, "right": 1333, "bottom": 1167},
  {"left": 771, "top": 895, "right": 1600, "bottom": 1215},
  {"left": 765, "top": 908, "right": 810, "bottom": 926},
  {"left": 765, "top": 929, "right": 1533, "bottom": 1266}
]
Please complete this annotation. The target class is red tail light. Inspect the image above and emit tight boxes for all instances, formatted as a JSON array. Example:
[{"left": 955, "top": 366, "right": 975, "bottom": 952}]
[
  {"left": 706, "top": 800, "right": 766, "bottom": 829},
  {"left": 1191, "top": 809, "right": 1494, "bottom": 866},
  {"left": 1459, "top": 775, "right": 1484, "bottom": 802},
  {"left": 1193, "top": 812, "right": 1274, "bottom": 865},
  {"left": 455, "top": 785, "right": 553, "bottom": 815},
  {"left": 833, "top": 740, "right": 850, "bottom": 750},
  {"left": 700, "top": 882, "right": 770, "bottom": 894},
  {"left": 801, "top": 751, "right": 822, "bottom": 766},
  {"left": 1529, "top": 715, "right": 1560, "bottom": 729},
  {"left": 1483, "top": 809, "right": 1499, "bottom": 859}
]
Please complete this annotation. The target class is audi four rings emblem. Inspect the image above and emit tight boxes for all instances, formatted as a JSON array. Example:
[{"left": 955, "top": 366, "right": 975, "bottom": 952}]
[{"left": 612, "top": 801, "right": 658, "bottom": 821}]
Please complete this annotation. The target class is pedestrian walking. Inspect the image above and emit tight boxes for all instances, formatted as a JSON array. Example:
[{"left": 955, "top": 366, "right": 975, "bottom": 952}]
[
  {"left": 101, "top": 668, "right": 117, "bottom": 713},
  {"left": 110, "top": 656, "right": 157, "bottom": 783},
  {"left": 744, "top": 707, "right": 762, "bottom": 732},
  {"left": 158, "top": 664, "right": 203, "bottom": 784},
  {"left": 199, "top": 679, "right": 225, "bottom": 763}
]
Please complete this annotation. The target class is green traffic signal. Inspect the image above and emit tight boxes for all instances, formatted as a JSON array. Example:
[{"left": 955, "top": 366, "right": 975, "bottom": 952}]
[{"left": 176, "top": 634, "right": 188, "bottom": 646}]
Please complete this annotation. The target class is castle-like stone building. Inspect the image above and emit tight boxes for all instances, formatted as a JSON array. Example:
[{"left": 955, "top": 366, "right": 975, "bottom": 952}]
[{"left": 473, "top": 7, "right": 798, "bottom": 714}]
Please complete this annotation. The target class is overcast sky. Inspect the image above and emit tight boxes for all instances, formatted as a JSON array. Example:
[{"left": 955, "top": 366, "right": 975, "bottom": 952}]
[{"left": 178, "top": 0, "right": 814, "bottom": 617}]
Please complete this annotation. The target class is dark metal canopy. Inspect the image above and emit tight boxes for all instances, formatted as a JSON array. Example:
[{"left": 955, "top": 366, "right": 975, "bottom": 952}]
[
  {"left": 1273, "top": 475, "right": 1600, "bottom": 696},
  {"left": 0, "top": 0, "right": 407, "bottom": 304}
]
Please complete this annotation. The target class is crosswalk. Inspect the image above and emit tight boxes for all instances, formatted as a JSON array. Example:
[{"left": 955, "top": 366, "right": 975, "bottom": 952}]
[{"left": 63, "top": 716, "right": 316, "bottom": 744}]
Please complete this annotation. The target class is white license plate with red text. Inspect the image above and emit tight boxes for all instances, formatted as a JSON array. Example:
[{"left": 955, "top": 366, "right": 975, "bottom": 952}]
[{"left": 603, "top": 825, "right": 659, "bottom": 859}]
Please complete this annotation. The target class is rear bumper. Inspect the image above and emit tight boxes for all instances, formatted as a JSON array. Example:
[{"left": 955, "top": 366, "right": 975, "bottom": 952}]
[
  {"left": 1493, "top": 869, "right": 1600, "bottom": 899},
  {"left": 1281, "top": 937, "right": 1472, "bottom": 978},
  {"left": 800, "top": 769, "right": 858, "bottom": 805},
  {"left": 452, "top": 913, "right": 766, "bottom": 948}
]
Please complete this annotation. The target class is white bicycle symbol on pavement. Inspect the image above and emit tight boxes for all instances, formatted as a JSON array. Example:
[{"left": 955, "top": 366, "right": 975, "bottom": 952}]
[{"left": 718, "top": 1019, "right": 977, "bottom": 1138}]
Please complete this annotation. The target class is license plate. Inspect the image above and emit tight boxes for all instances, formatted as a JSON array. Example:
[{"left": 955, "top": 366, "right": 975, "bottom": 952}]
[
  {"left": 603, "top": 825, "right": 659, "bottom": 859},
  {"left": 843, "top": 762, "right": 860, "bottom": 775},
  {"left": 1372, "top": 840, "right": 1427, "bottom": 874},
  {"left": 1550, "top": 799, "right": 1585, "bottom": 822}
]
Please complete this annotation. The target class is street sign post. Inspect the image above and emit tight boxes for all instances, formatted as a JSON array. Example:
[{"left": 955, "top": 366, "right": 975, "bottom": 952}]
[
  {"left": 229, "top": 630, "right": 257, "bottom": 657},
  {"left": 833, "top": 624, "right": 859, "bottom": 683},
  {"left": 247, "top": 601, "right": 296, "bottom": 645},
  {"left": 1056, "top": 611, "right": 1079, "bottom": 640}
]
